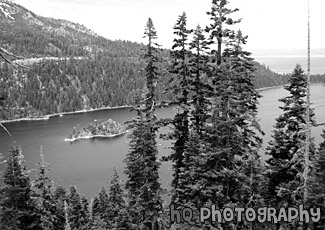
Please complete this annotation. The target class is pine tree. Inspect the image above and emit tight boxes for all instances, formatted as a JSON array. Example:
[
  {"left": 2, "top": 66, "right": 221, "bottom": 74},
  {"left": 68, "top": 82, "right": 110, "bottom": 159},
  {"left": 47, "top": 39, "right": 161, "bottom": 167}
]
[
  {"left": 67, "top": 186, "right": 89, "bottom": 230},
  {"left": 206, "top": 0, "right": 241, "bottom": 66},
  {"left": 53, "top": 184, "right": 67, "bottom": 230},
  {"left": 108, "top": 168, "right": 125, "bottom": 224},
  {"left": 89, "top": 216, "right": 106, "bottom": 230},
  {"left": 0, "top": 145, "right": 41, "bottom": 230},
  {"left": 308, "top": 129, "right": 325, "bottom": 229},
  {"left": 185, "top": 29, "right": 263, "bottom": 229},
  {"left": 205, "top": 9, "right": 263, "bottom": 224},
  {"left": 170, "top": 26, "right": 213, "bottom": 228},
  {"left": 264, "top": 65, "right": 316, "bottom": 229},
  {"left": 166, "top": 11, "right": 192, "bottom": 204},
  {"left": 96, "top": 186, "right": 111, "bottom": 227},
  {"left": 114, "top": 208, "right": 133, "bottom": 230},
  {"left": 220, "top": 29, "right": 263, "bottom": 160},
  {"left": 124, "top": 18, "right": 164, "bottom": 228},
  {"left": 32, "top": 151, "right": 56, "bottom": 230},
  {"left": 64, "top": 200, "right": 71, "bottom": 230},
  {"left": 175, "top": 131, "right": 209, "bottom": 228},
  {"left": 188, "top": 25, "right": 212, "bottom": 135},
  {"left": 89, "top": 196, "right": 106, "bottom": 229},
  {"left": 80, "top": 197, "right": 90, "bottom": 230},
  {"left": 142, "top": 17, "right": 160, "bottom": 120},
  {"left": 90, "top": 196, "right": 101, "bottom": 218}
]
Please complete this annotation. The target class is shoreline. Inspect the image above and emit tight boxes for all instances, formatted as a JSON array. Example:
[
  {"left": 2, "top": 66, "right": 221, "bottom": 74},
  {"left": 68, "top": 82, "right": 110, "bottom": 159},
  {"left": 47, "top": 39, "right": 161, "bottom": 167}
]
[
  {"left": 3, "top": 83, "right": 321, "bottom": 124},
  {"left": 256, "top": 82, "right": 324, "bottom": 92},
  {"left": 256, "top": 85, "right": 284, "bottom": 91},
  {"left": 0, "top": 87, "right": 284, "bottom": 124},
  {"left": 0, "top": 105, "right": 132, "bottom": 124},
  {"left": 65, "top": 131, "right": 128, "bottom": 143}
]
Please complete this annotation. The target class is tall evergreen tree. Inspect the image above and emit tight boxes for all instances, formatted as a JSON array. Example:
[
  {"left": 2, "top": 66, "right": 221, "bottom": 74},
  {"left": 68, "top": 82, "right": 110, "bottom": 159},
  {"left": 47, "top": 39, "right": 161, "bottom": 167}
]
[
  {"left": 64, "top": 201, "right": 71, "bottom": 230},
  {"left": 32, "top": 150, "right": 56, "bottom": 229},
  {"left": 264, "top": 65, "right": 316, "bottom": 229},
  {"left": 108, "top": 168, "right": 125, "bottom": 223},
  {"left": 166, "top": 12, "right": 192, "bottom": 204},
  {"left": 171, "top": 26, "right": 214, "bottom": 228},
  {"left": 93, "top": 186, "right": 111, "bottom": 227},
  {"left": 221, "top": 30, "right": 263, "bottom": 155},
  {"left": 205, "top": 8, "right": 263, "bottom": 226},
  {"left": 206, "top": 0, "right": 241, "bottom": 65},
  {"left": 142, "top": 18, "right": 160, "bottom": 120},
  {"left": 308, "top": 129, "right": 325, "bottom": 229},
  {"left": 53, "top": 184, "right": 67, "bottom": 230},
  {"left": 114, "top": 208, "right": 133, "bottom": 230},
  {"left": 89, "top": 196, "right": 106, "bottom": 229},
  {"left": 124, "top": 18, "right": 164, "bottom": 228},
  {"left": 67, "top": 186, "right": 89, "bottom": 230},
  {"left": 90, "top": 196, "right": 100, "bottom": 218},
  {"left": 188, "top": 25, "right": 212, "bottom": 135},
  {"left": 183, "top": 29, "right": 263, "bottom": 229},
  {"left": 175, "top": 130, "right": 209, "bottom": 229},
  {"left": 80, "top": 197, "right": 90, "bottom": 229}
]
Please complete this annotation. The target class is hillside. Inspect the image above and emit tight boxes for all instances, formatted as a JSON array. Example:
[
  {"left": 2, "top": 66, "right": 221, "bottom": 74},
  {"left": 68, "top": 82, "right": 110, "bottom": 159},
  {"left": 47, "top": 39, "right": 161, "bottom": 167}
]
[
  {"left": 0, "top": 0, "right": 315, "bottom": 121},
  {"left": 0, "top": 0, "right": 144, "bottom": 58}
]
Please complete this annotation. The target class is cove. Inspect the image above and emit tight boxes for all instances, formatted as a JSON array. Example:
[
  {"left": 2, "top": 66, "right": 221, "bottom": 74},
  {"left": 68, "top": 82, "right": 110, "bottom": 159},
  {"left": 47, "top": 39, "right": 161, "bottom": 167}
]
[{"left": 0, "top": 84, "right": 324, "bottom": 198}]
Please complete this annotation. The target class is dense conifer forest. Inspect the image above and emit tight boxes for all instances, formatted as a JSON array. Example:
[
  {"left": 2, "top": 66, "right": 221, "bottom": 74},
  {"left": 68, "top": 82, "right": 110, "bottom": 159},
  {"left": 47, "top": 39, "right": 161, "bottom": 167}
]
[{"left": 1, "top": 0, "right": 325, "bottom": 229}]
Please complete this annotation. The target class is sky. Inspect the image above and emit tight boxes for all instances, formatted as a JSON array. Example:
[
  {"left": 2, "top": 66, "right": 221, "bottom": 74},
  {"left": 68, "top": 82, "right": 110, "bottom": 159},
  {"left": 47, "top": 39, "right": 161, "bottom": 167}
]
[{"left": 11, "top": 0, "right": 325, "bottom": 53}]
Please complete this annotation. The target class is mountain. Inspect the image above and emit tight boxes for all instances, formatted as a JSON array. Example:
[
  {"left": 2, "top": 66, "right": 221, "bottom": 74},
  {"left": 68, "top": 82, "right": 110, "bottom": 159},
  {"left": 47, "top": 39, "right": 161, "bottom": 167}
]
[
  {"left": 0, "top": 0, "right": 144, "bottom": 58},
  {"left": 0, "top": 0, "right": 154, "bottom": 121},
  {"left": 1, "top": 0, "right": 319, "bottom": 122}
]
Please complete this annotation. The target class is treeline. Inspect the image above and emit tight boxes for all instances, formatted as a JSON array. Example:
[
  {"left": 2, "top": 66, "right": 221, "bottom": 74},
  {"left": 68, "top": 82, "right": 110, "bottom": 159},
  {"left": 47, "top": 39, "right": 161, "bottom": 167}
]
[
  {"left": 0, "top": 54, "right": 171, "bottom": 120},
  {"left": 253, "top": 62, "right": 289, "bottom": 88},
  {"left": 1, "top": 49, "right": 323, "bottom": 121},
  {"left": 0, "top": 146, "right": 128, "bottom": 230},
  {"left": 2, "top": 52, "right": 322, "bottom": 121},
  {"left": 253, "top": 62, "right": 325, "bottom": 89},
  {"left": 310, "top": 73, "right": 325, "bottom": 84}
]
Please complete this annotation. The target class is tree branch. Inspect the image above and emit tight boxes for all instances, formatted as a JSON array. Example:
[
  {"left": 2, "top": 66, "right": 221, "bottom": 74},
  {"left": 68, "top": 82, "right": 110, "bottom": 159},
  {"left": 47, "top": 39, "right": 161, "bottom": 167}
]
[
  {"left": 0, "top": 123, "right": 11, "bottom": 136},
  {"left": 0, "top": 47, "right": 30, "bottom": 69}
]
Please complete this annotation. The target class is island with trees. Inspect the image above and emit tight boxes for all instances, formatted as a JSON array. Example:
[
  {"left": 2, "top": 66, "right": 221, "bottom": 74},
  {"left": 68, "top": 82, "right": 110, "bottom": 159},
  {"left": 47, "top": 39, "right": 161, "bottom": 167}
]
[{"left": 65, "top": 119, "right": 127, "bottom": 142}]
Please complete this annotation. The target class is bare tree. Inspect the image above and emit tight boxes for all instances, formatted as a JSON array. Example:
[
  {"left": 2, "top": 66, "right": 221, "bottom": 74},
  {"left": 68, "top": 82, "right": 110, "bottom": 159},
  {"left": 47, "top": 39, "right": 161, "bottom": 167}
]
[
  {"left": 0, "top": 47, "right": 28, "bottom": 69},
  {"left": 303, "top": 0, "right": 311, "bottom": 204},
  {"left": 0, "top": 47, "right": 29, "bottom": 136}
]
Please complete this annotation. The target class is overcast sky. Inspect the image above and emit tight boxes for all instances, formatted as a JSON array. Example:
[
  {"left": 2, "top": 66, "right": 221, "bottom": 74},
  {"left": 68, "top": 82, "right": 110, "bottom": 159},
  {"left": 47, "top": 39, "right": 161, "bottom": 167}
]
[{"left": 12, "top": 0, "right": 325, "bottom": 52}]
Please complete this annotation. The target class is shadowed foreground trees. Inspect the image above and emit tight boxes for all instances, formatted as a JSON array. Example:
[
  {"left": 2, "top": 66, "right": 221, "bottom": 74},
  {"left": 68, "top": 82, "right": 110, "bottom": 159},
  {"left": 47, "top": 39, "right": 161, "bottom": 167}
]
[{"left": 0, "top": 146, "right": 41, "bottom": 230}]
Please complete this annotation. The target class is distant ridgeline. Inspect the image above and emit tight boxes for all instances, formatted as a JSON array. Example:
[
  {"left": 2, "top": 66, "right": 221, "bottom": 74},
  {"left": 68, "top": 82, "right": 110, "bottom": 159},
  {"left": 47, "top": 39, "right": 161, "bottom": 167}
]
[
  {"left": 0, "top": 0, "right": 324, "bottom": 121},
  {"left": 65, "top": 119, "right": 127, "bottom": 142}
]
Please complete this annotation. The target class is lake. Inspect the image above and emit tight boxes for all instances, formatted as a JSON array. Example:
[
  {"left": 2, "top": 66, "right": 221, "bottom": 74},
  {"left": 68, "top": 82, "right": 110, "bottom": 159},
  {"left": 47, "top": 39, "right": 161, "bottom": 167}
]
[
  {"left": 253, "top": 55, "right": 325, "bottom": 75},
  {"left": 1, "top": 84, "right": 325, "bottom": 198}
]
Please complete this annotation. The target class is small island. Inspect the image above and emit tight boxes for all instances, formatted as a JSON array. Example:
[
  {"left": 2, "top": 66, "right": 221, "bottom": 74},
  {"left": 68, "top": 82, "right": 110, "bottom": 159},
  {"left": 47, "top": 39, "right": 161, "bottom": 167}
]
[{"left": 65, "top": 119, "right": 127, "bottom": 142}]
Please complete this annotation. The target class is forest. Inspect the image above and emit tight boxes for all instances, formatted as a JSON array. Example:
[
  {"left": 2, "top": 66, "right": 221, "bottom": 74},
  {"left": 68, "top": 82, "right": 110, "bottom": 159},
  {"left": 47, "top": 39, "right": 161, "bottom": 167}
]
[
  {"left": 1, "top": 0, "right": 325, "bottom": 230},
  {"left": 1, "top": 53, "right": 324, "bottom": 121}
]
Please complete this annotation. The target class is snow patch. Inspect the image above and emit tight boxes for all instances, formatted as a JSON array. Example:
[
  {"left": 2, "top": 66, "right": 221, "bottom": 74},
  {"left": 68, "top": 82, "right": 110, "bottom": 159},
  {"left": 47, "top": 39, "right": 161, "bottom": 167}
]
[{"left": 0, "top": 3, "right": 15, "bottom": 20}]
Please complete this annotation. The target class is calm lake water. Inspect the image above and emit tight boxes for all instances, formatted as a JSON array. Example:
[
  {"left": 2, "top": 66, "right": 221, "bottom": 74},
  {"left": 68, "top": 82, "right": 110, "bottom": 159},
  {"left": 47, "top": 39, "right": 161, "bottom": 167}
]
[
  {"left": 253, "top": 55, "right": 325, "bottom": 75},
  {"left": 1, "top": 84, "right": 325, "bottom": 198}
]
